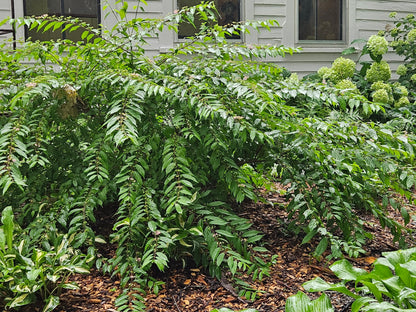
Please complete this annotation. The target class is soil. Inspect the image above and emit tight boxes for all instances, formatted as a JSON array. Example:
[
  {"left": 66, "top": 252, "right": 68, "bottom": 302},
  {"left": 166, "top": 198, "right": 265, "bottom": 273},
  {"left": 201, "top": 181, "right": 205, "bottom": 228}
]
[{"left": 21, "top": 187, "right": 416, "bottom": 312}]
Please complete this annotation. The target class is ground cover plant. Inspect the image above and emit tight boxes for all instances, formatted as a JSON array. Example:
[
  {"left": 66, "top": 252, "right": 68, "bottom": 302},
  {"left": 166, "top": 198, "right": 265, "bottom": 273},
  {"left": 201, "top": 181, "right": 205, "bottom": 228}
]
[
  {"left": 1, "top": 1, "right": 416, "bottom": 311},
  {"left": 287, "top": 247, "right": 416, "bottom": 312}
]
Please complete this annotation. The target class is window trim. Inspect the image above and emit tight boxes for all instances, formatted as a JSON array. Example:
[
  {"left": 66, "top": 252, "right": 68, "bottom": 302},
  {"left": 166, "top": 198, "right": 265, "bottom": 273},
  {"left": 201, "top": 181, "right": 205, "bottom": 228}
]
[
  {"left": 174, "top": 0, "right": 244, "bottom": 43},
  {"left": 283, "top": 0, "right": 357, "bottom": 50}
]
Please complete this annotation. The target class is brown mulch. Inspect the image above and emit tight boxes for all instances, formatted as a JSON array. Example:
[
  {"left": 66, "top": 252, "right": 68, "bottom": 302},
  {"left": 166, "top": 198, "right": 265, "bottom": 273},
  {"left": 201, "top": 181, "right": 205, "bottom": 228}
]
[{"left": 22, "top": 187, "right": 416, "bottom": 312}]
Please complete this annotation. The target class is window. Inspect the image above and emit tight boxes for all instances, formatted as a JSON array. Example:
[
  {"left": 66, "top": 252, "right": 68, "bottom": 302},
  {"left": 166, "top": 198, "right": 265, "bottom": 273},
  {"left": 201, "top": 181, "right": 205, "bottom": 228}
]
[
  {"left": 23, "top": 0, "right": 100, "bottom": 41},
  {"left": 299, "top": 0, "right": 342, "bottom": 41},
  {"left": 177, "top": 0, "right": 241, "bottom": 39}
]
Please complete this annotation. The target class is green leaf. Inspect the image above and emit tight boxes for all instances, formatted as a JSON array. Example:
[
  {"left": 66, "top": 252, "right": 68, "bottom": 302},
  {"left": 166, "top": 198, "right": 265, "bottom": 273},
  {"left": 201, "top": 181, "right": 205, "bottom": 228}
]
[
  {"left": 330, "top": 259, "right": 367, "bottom": 281},
  {"left": 43, "top": 296, "right": 60, "bottom": 312},
  {"left": 351, "top": 296, "right": 376, "bottom": 312},
  {"left": 285, "top": 292, "right": 308, "bottom": 311},
  {"left": 303, "top": 277, "right": 359, "bottom": 299},
  {"left": 0, "top": 227, "right": 5, "bottom": 251},
  {"left": 9, "top": 293, "right": 32, "bottom": 308},
  {"left": 314, "top": 237, "right": 328, "bottom": 257},
  {"left": 1, "top": 206, "right": 14, "bottom": 250}
]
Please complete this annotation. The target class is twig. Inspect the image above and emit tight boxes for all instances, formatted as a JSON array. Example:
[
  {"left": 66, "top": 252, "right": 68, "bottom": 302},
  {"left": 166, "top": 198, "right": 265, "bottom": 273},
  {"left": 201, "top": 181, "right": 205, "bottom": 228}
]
[
  {"left": 220, "top": 277, "right": 248, "bottom": 304},
  {"left": 172, "top": 295, "right": 183, "bottom": 312}
]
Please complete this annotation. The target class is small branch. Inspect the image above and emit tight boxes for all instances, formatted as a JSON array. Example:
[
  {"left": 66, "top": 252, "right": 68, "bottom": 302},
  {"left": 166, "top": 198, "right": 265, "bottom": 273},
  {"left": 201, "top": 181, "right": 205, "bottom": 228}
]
[
  {"left": 219, "top": 277, "right": 248, "bottom": 304},
  {"left": 172, "top": 295, "right": 183, "bottom": 312}
]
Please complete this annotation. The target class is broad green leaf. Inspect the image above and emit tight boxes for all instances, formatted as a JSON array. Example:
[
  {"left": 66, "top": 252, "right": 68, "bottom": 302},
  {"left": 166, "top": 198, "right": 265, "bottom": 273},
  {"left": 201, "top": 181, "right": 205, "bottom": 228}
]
[
  {"left": 303, "top": 277, "right": 359, "bottom": 299},
  {"left": 330, "top": 259, "right": 367, "bottom": 281},
  {"left": 351, "top": 296, "right": 376, "bottom": 312},
  {"left": 310, "top": 293, "right": 334, "bottom": 312},
  {"left": 0, "top": 227, "right": 5, "bottom": 251},
  {"left": 9, "top": 293, "right": 32, "bottom": 308}
]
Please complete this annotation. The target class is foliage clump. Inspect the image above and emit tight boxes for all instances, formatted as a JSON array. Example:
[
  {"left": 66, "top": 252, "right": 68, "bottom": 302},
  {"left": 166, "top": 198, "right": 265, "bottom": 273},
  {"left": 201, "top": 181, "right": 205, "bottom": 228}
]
[
  {"left": 0, "top": 2, "right": 295, "bottom": 310},
  {"left": 385, "top": 12, "right": 416, "bottom": 99}
]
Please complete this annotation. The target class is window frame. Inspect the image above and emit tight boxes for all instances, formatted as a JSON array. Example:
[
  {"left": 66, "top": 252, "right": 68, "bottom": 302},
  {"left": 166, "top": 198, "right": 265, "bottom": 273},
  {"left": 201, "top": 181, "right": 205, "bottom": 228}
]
[
  {"left": 297, "top": 0, "right": 346, "bottom": 46},
  {"left": 174, "top": 0, "right": 244, "bottom": 43},
  {"left": 295, "top": 0, "right": 347, "bottom": 44}
]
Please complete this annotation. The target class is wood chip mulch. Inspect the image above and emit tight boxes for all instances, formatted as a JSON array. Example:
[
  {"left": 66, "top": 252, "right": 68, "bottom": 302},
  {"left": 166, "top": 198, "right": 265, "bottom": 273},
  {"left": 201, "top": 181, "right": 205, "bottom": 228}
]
[{"left": 19, "top": 187, "right": 416, "bottom": 312}]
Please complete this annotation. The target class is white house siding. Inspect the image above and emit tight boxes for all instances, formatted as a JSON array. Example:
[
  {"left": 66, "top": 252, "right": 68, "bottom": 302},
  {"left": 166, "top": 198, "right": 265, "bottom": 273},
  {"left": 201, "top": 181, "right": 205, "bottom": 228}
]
[
  {"left": 252, "top": 0, "right": 285, "bottom": 46},
  {"left": 0, "top": 1, "right": 12, "bottom": 40},
  {"left": 1, "top": 0, "right": 416, "bottom": 75},
  {"left": 121, "top": 0, "right": 168, "bottom": 56}
]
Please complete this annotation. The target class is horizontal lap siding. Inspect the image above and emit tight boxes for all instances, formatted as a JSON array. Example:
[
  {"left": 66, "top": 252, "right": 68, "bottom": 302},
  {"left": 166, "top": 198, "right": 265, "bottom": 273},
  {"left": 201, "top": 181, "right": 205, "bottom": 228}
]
[
  {"left": 124, "top": 0, "right": 164, "bottom": 55},
  {"left": 0, "top": 2, "right": 12, "bottom": 40},
  {"left": 254, "top": 1, "right": 284, "bottom": 45}
]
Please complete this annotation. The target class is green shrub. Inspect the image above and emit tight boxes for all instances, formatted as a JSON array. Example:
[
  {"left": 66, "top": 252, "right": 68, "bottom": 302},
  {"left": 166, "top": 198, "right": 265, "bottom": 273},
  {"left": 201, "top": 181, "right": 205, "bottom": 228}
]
[
  {"left": 1, "top": 2, "right": 295, "bottom": 310},
  {"left": 385, "top": 13, "right": 416, "bottom": 97},
  {"left": 1, "top": 3, "right": 416, "bottom": 311}
]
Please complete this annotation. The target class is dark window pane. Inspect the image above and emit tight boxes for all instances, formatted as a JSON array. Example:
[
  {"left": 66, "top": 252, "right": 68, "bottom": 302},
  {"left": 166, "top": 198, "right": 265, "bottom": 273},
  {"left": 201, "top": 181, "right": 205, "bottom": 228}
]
[
  {"left": 24, "top": 0, "right": 99, "bottom": 41},
  {"left": 48, "top": 0, "right": 61, "bottom": 15},
  {"left": 299, "top": 0, "right": 316, "bottom": 40},
  {"left": 25, "top": 0, "right": 49, "bottom": 16},
  {"left": 64, "top": 0, "right": 98, "bottom": 17},
  {"left": 178, "top": 0, "right": 240, "bottom": 39},
  {"left": 299, "top": 0, "right": 342, "bottom": 40}
]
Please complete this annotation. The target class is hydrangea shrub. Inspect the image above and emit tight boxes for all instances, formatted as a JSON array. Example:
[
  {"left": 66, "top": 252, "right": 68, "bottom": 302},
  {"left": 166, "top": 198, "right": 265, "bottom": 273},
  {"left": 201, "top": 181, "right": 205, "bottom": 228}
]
[
  {"left": 385, "top": 12, "right": 416, "bottom": 98},
  {"left": 314, "top": 26, "right": 414, "bottom": 108}
]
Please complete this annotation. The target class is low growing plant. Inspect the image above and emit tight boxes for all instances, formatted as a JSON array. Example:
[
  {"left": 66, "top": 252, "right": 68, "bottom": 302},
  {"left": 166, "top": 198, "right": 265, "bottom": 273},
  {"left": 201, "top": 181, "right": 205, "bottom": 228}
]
[
  {"left": 287, "top": 247, "right": 416, "bottom": 311},
  {"left": 0, "top": 207, "right": 91, "bottom": 311}
]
